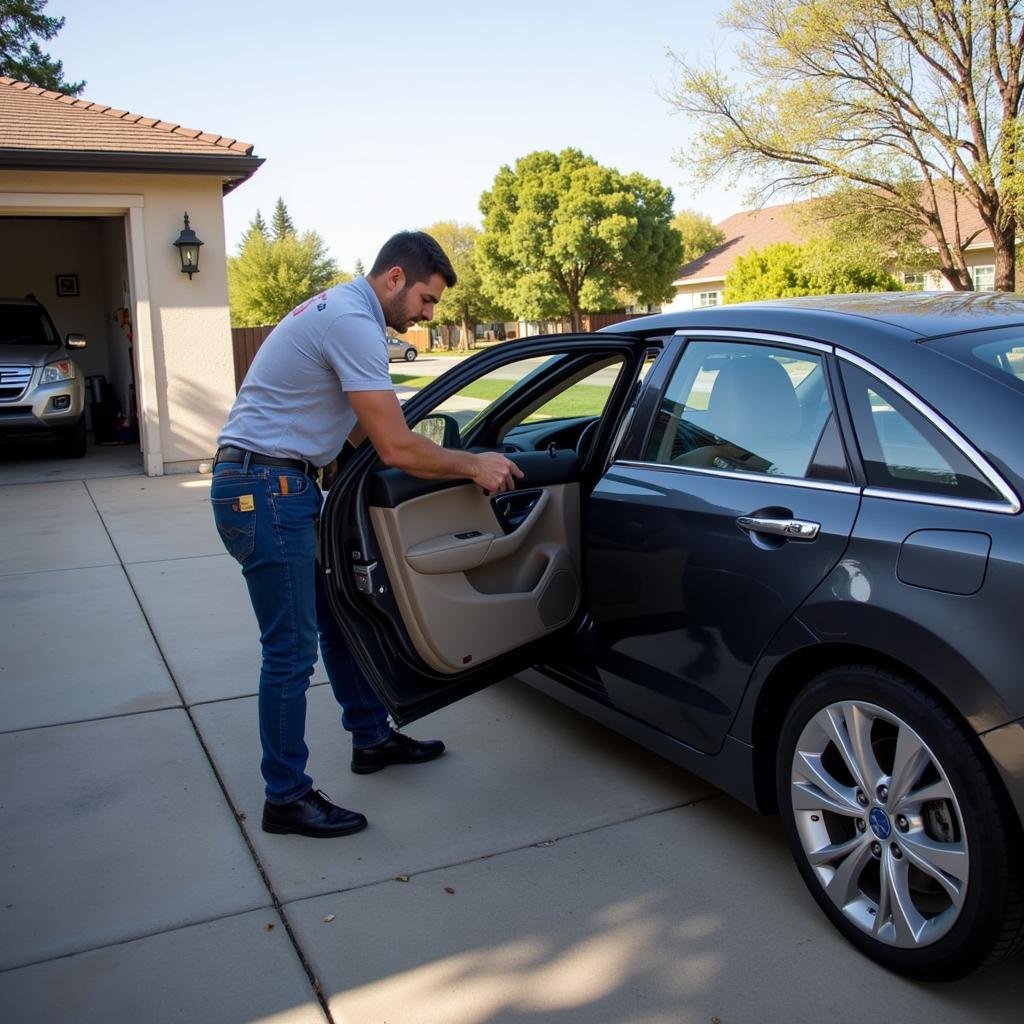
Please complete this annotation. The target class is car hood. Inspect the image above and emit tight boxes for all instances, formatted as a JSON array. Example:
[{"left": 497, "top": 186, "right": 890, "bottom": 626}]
[{"left": 0, "top": 344, "right": 65, "bottom": 366}]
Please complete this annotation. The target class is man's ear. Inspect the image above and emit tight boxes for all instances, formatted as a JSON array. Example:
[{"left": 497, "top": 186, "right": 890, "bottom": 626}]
[{"left": 384, "top": 266, "right": 405, "bottom": 293}]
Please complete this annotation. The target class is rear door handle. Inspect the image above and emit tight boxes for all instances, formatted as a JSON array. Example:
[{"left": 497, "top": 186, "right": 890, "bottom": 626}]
[{"left": 737, "top": 515, "right": 820, "bottom": 540}]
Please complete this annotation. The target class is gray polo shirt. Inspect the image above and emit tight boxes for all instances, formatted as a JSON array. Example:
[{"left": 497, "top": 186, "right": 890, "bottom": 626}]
[{"left": 218, "top": 276, "right": 393, "bottom": 467}]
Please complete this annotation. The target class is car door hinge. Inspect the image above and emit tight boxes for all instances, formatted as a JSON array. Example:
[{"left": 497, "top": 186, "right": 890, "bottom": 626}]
[{"left": 353, "top": 560, "right": 384, "bottom": 595}]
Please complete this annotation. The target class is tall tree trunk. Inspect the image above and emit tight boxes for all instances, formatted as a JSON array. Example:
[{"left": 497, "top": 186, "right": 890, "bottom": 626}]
[
  {"left": 459, "top": 317, "right": 472, "bottom": 351},
  {"left": 992, "top": 222, "right": 1017, "bottom": 292},
  {"left": 568, "top": 295, "right": 583, "bottom": 333}
]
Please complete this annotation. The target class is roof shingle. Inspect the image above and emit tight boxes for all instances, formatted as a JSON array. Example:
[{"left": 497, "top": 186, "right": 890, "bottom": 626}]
[{"left": 0, "top": 76, "right": 256, "bottom": 157}]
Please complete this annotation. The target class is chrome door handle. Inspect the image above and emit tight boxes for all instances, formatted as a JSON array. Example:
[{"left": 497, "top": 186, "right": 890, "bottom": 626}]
[{"left": 737, "top": 515, "right": 821, "bottom": 540}]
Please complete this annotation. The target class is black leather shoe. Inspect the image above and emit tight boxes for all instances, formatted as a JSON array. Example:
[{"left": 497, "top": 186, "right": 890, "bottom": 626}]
[
  {"left": 262, "top": 788, "right": 367, "bottom": 838},
  {"left": 351, "top": 729, "right": 446, "bottom": 774}
]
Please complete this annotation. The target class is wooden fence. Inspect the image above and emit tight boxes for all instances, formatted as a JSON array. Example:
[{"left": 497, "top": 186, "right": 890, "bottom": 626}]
[{"left": 231, "top": 325, "right": 275, "bottom": 391}]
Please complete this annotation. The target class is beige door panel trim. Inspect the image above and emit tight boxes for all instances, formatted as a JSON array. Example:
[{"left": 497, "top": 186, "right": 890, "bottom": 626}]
[
  {"left": 370, "top": 483, "right": 580, "bottom": 674},
  {"left": 404, "top": 489, "right": 551, "bottom": 574}
]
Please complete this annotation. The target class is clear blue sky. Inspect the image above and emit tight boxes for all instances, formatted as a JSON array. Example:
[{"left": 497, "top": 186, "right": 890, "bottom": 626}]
[{"left": 48, "top": 0, "right": 744, "bottom": 271}]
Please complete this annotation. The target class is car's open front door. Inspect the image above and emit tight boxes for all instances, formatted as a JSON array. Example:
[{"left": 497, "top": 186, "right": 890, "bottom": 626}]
[{"left": 320, "top": 332, "right": 651, "bottom": 724}]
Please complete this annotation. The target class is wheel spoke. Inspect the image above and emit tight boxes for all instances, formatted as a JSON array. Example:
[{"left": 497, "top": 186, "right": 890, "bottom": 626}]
[
  {"left": 825, "top": 837, "right": 875, "bottom": 907},
  {"left": 807, "top": 833, "right": 865, "bottom": 868},
  {"left": 878, "top": 852, "right": 926, "bottom": 945},
  {"left": 816, "top": 703, "right": 882, "bottom": 795},
  {"left": 898, "top": 832, "right": 968, "bottom": 902},
  {"left": 791, "top": 751, "right": 861, "bottom": 815},
  {"left": 895, "top": 777, "right": 953, "bottom": 811},
  {"left": 887, "top": 724, "right": 931, "bottom": 807}
]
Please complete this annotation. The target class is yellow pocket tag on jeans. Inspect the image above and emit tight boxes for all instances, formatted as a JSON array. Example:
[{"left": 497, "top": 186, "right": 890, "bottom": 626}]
[{"left": 238, "top": 494, "right": 254, "bottom": 512}]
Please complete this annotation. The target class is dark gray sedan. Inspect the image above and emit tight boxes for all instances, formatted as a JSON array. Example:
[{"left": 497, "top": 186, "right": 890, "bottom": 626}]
[{"left": 323, "top": 292, "right": 1024, "bottom": 980}]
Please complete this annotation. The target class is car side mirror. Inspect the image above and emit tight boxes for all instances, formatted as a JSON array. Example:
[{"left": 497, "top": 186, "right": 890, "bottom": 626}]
[
  {"left": 66, "top": 334, "right": 87, "bottom": 349},
  {"left": 413, "top": 412, "right": 462, "bottom": 448}
]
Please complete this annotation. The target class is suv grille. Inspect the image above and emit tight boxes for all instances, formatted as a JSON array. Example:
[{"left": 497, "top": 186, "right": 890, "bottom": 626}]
[{"left": 0, "top": 366, "right": 32, "bottom": 401}]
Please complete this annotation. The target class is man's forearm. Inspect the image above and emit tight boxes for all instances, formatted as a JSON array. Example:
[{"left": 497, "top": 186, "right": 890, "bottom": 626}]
[{"left": 376, "top": 429, "right": 479, "bottom": 480}]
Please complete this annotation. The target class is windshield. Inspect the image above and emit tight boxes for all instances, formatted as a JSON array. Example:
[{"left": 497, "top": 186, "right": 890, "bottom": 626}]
[{"left": 0, "top": 306, "right": 58, "bottom": 346}]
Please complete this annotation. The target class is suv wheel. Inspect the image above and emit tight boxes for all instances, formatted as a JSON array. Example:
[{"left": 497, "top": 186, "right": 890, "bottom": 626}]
[
  {"left": 404, "top": 347, "right": 417, "bottom": 362},
  {"left": 777, "top": 665, "right": 1024, "bottom": 979},
  {"left": 60, "top": 414, "right": 87, "bottom": 459}
]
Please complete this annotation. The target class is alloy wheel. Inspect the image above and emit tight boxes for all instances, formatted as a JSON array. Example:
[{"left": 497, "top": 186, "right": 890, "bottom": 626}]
[{"left": 789, "top": 699, "right": 968, "bottom": 948}]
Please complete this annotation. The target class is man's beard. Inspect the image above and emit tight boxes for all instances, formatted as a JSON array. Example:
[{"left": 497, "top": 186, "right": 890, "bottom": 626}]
[{"left": 382, "top": 289, "right": 419, "bottom": 332}]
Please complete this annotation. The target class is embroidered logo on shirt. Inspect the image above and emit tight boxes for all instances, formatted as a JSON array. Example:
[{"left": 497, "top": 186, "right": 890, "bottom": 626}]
[{"left": 290, "top": 291, "right": 329, "bottom": 317}]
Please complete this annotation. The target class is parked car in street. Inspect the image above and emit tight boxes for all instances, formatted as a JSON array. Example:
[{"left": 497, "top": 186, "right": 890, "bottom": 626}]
[
  {"left": 386, "top": 336, "right": 418, "bottom": 362},
  {"left": 320, "top": 291, "right": 1024, "bottom": 980},
  {"left": 0, "top": 295, "right": 87, "bottom": 457}
]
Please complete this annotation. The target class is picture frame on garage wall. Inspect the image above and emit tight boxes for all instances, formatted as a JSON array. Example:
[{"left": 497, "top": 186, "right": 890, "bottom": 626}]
[{"left": 55, "top": 273, "right": 79, "bottom": 298}]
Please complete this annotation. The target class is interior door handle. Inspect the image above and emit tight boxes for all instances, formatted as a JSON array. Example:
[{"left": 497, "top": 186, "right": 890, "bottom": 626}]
[{"left": 737, "top": 515, "right": 821, "bottom": 540}]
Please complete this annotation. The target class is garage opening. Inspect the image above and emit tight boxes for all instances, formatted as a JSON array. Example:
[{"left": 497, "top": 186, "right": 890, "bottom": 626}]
[{"left": 0, "top": 215, "right": 143, "bottom": 480}]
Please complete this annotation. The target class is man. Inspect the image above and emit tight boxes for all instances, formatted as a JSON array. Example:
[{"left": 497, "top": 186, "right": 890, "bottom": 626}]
[{"left": 211, "top": 231, "right": 522, "bottom": 838}]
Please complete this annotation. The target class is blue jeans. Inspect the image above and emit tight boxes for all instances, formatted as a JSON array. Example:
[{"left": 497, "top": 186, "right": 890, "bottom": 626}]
[{"left": 210, "top": 459, "right": 391, "bottom": 803}]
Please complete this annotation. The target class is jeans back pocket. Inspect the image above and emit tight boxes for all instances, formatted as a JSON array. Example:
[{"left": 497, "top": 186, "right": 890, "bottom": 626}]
[{"left": 211, "top": 491, "right": 257, "bottom": 564}]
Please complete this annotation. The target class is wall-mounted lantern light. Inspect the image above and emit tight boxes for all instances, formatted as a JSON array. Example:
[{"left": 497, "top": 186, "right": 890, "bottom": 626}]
[{"left": 173, "top": 213, "right": 204, "bottom": 278}]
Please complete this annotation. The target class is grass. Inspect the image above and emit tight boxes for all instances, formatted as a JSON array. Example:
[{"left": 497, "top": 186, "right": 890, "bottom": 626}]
[{"left": 390, "top": 375, "right": 614, "bottom": 420}]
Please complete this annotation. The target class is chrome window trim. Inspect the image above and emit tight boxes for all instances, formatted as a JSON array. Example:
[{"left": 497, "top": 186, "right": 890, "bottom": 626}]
[
  {"left": 837, "top": 350, "right": 1021, "bottom": 514},
  {"left": 614, "top": 459, "right": 861, "bottom": 495},
  {"left": 862, "top": 488, "right": 1017, "bottom": 515},
  {"left": 672, "top": 328, "right": 832, "bottom": 354}
]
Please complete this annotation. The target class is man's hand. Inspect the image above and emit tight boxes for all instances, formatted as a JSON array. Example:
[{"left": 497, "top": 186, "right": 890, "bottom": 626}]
[{"left": 471, "top": 451, "right": 524, "bottom": 495}]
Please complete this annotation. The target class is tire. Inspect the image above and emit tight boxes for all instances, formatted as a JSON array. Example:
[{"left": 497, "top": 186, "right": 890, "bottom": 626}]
[
  {"left": 60, "top": 414, "right": 87, "bottom": 459},
  {"left": 404, "top": 348, "right": 417, "bottom": 362},
  {"left": 776, "top": 665, "right": 1024, "bottom": 980}
]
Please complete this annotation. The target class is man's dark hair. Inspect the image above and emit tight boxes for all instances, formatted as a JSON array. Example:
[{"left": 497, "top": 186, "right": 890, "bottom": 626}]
[{"left": 369, "top": 231, "right": 457, "bottom": 287}]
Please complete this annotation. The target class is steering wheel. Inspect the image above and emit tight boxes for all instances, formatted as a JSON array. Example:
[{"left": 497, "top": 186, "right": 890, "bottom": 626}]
[{"left": 575, "top": 419, "right": 600, "bottom": 461}]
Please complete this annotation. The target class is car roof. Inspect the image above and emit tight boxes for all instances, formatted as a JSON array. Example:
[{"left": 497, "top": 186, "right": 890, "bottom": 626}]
[{"left": 612, "top": 292, "right": 1024, "bottom": 344}]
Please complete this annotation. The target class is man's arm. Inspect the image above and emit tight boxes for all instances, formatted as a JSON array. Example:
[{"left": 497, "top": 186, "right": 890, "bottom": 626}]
[{"left": 348, "top": 390, "right": 523, "bottom": 494}]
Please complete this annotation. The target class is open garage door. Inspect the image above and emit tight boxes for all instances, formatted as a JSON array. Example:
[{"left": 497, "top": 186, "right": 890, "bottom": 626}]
[{"left": 0, "top": 215, "right": 143, "bottom": 479}]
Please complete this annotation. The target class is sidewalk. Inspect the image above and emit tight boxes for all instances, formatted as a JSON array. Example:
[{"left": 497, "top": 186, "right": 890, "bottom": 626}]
[{"left": 0, "top": 467, "right": 1020, "bottom": 1023}]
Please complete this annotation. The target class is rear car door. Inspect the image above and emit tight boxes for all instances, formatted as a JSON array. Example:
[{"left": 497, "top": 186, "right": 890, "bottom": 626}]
[
  {"left": 580, "top": 330, "right": 863, "bottom": 754},
  {"left": 320, "top": 332, "right": 650, "bottom": 724}
]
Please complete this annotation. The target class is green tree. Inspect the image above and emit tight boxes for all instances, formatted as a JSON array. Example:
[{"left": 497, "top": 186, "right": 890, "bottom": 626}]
[
  {"left": 422, "top": 221, "right": 510, "bottom": 351},
  {"left": 672, "top": 208, "right": 726, "bottom": 264},
  {"left": 228, "top": 216, "right": 341, "bottom": 327},
  {"left": 478, "top": 148, "right": 683, "bottom": 332},
  {"left": 724, "top": 238, "right": 902, "bottom": 302},
  {"left": 0, "top": 0, "right": 82, "bottom": 93},
  {"left": 270, "top": 197, "right": 295, "bottom": 241},
  {"left": 668, "top": 0, "right": 1024, "bottom": 290},
  {"left": 353, "top": 258, "right": 366, "bottom": 277},
  {"left": 243, "top": 209, "right": 268, "bottom": 242}
]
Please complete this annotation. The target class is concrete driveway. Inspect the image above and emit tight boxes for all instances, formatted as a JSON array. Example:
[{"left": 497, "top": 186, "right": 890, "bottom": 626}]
[{"left": 0, "top": 464, "right": 1019, "bottom": 1023}]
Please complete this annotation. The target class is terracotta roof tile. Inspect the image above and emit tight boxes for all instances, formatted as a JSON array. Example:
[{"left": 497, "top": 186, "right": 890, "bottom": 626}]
[{"left": 0, "top": 77, "right": 256, "bottom": 158}]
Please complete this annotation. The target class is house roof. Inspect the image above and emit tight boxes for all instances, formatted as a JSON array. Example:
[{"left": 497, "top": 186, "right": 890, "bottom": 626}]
[
  {"left": 675, "top": 190, "right": 992, "bottom": 286},
  {"left": 0, "top": 77, "right": 263, "bottom": 192}
]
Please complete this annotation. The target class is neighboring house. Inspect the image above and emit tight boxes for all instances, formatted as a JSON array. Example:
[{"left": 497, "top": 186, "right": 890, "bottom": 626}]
[
  {"left": 0, "top": 77, "right": 262, "bottom": 475},
  {"left": 665, "top": 193, "right": 1001, "bottom": 312}
]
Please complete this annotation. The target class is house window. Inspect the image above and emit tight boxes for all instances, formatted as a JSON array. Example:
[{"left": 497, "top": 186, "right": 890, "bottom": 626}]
[
  {"left": 697, "top": 291, "right": 720, "bottom": 307},
  {"left": 901, "top": 271, "right": 925, "bottom": 290},
  {"left": 971, "top": 264, "right": 995, "bottom": 291}
]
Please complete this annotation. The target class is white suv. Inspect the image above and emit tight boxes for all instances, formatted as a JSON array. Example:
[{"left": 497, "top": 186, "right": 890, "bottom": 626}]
[{"left": 0, "top": 297, "right": 87, "bottom": 458}]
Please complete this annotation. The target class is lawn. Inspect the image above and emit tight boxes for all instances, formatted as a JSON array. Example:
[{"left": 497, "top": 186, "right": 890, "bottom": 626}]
[{"left": 391, "top": 374, "right": 613, "bottom": 420}]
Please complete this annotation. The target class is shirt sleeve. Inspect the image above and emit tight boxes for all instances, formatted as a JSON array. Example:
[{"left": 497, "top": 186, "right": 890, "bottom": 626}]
[{"left": 321, "top": 312, "right": 394, "bottom": 392}]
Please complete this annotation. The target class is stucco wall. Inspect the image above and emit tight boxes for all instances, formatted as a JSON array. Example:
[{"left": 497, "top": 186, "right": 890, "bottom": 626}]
[{"left": 0, "top": 170, "right": 238, "bottom": 473}]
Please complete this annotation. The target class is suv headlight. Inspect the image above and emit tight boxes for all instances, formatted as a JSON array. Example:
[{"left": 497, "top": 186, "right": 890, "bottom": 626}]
[{"left": 40, "top": 359, "right": 75, "bottom": 384}]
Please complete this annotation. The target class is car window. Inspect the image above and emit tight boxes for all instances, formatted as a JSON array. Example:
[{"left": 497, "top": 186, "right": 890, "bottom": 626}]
[
  {"left": 839, "top": 362, "right": 999, "bottom": 501},
  {"left": 643, "top": 340, "right": 840, "bottom": 480},
  {"left": 0, "top": 305, "right": 57, "bottom": 345}
]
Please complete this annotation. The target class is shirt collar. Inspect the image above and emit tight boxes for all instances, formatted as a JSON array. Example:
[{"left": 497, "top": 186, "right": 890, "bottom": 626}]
[{"left": 353, "top": 275, "right": 386, "bottom": 333}]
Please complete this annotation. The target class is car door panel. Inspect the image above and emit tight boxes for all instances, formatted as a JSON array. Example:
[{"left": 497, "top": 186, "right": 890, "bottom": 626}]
[
  {"left": 585, "top": 466, "right": 861, "bottom": 753},
  {"left": 368, "top": 478, "right": 580, "bottom": 674}
]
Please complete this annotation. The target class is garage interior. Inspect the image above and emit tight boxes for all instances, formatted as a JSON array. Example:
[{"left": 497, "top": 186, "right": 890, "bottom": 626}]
[{"left": 0, "top": 215, "right": 143, "bottom": 478}]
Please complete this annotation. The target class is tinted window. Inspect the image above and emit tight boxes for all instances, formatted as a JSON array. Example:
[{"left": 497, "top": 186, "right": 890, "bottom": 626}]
[
  {"left": 0, "top": 305, "right": 56, "bottom": 345},
  {"left": 840, "top": 362, "right": 999, "bottom": 501},
  {"left": 644, "top": 341, "right": 838, "bottom": 480},
  {"left": 932, "top": 334, "right": 1024, "bottom": 397}
]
